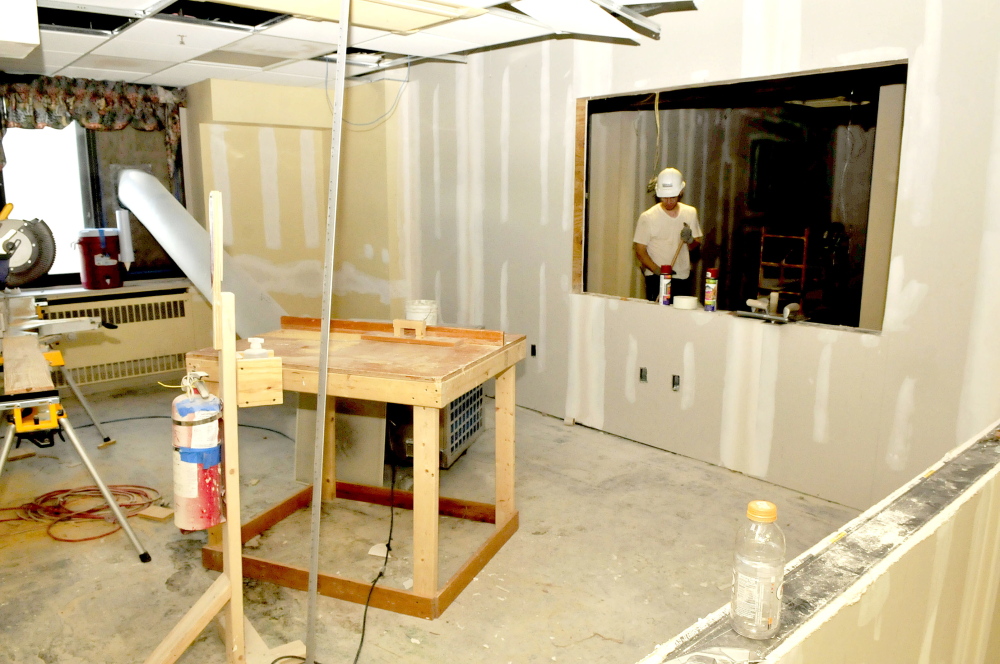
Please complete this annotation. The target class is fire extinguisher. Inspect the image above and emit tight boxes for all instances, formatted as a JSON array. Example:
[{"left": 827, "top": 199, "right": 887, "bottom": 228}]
[{"left": 171, "top": 372, "right": 225, "bottom": 531}]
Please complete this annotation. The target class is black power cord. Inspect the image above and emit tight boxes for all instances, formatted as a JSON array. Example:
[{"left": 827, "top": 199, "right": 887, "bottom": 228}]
[
  {"left": 72, "top": 414, "right": 294, "bottom": 441},
  {"left": 267, "top": 464, "right": 396, "bottom": 664},
  {"left": 354, "top": 462, "right": 396, "bottom": 664}
]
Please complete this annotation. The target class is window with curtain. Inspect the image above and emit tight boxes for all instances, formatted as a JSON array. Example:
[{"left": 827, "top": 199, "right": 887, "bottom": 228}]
[{"left": 0, "top": 75, "right": 186, "bottom": 285}]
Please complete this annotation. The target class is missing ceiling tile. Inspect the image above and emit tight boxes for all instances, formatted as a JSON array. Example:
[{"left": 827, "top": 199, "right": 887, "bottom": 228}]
[
  {"left": 157, "top": 1, "right": 285, "bottom": 28},
  {"left": 37, "top": 8, "right": 134, "bottom": 33}
]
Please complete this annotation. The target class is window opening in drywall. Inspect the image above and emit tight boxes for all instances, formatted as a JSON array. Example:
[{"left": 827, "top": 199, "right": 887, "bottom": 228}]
[{"left": 581, "top": 64, "right": 906, "bottom": 329}]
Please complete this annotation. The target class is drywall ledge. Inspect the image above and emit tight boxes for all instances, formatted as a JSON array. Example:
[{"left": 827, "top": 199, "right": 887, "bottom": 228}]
[{"left": 639, "top": 417, "right": 1000, "bottom": 663}]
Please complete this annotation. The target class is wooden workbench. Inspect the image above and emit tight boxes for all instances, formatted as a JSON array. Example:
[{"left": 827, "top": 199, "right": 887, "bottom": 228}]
[{"left": 186, "top": 317, "right": 526, "bottom": 619}]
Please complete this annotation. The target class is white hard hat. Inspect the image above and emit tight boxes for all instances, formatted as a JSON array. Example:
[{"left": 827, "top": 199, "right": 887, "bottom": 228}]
[{"left": 655, "top": 168, "right": 685, "bottom": 198}]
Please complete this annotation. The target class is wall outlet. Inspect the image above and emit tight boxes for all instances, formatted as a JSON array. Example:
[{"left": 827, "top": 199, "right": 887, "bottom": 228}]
[
  {"left": 640, "top": 367, "right": 648, "bottom": 382},
  {"left": 672, "top": 375, "right": 680, "bottom": 391}
]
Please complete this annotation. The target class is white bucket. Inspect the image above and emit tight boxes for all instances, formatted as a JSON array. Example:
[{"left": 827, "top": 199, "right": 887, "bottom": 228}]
[{"left": 405, "top": 300, "right": 438, "bottom": 325}]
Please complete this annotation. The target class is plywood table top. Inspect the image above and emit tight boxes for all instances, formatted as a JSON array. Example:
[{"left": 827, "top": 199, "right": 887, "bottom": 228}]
[{"left": 186, "top": 318, "right": 526, "bottom": 408}]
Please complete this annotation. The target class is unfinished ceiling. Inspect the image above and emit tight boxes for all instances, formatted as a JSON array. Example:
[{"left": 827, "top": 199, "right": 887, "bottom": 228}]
[{"left": 0, "top": 0, "right": 695, "bottom": 88}]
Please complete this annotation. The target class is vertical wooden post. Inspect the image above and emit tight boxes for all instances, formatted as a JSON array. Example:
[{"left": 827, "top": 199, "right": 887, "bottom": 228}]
[
  {"left": 219, "top": 291, "right": 245, "bottom": 663},
  {"left": 321, "top": 396, "right": 337, "bottom": 501},
  {"left": 495, "top": 367, "right": 516, "bottom": 525},
  {"left": 413, "top": 406, "right": 440, "bottom": 596}
]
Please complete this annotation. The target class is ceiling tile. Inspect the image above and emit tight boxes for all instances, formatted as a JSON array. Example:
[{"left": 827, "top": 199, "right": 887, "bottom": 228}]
[
  {"left": 70, "top": 53, "right": 172, "bottom": 74},
  {"left": 514, "top": 0, "right": 639, "bottom": 40},
  {"left": 261, "top": 17, "right": 340, "bottom": 43},
  {"left": 69, "top": 0, "right": 167, "bottom": 12},
  {"left": 347, "top": 26, "right": 390, "bottom": 47},
  {"left": 39, "top": 28, "right": 109, "bottom": 54},
  {"left": 56, "top": 65, "right": 150, "bottom": 82},
  {"left": 353, "top": 32, "right": 480, "bottom": 58},
  {"left": 221, "top": 34, "right": 334, "bottom": 60},
  {"left": 92, "top": 17, "right": 247, "bottom": 60},
  {"left": 195, "top": 50, "right": 288, "bottom": 68},
  {"left": 208, "top": 1, "right": 476, "bottom": 32},
  {"left": 0, "top": 48, "right": 71, "bottom": 76},
  {"left": 136, "top": 61, "right": 254, "bottom": 87},
  {"left": 423, "top": 12, "right": 551, "bottom": 46}
]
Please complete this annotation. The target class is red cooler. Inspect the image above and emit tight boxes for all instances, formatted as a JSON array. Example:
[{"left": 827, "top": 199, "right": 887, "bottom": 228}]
[{"left": 79, "top": 228, "right": 122, "bottom": 289}]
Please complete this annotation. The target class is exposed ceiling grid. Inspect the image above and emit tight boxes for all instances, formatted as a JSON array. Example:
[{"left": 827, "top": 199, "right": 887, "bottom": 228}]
[{"left": 2, "top": 1, "right": 696, "bottom": 87}]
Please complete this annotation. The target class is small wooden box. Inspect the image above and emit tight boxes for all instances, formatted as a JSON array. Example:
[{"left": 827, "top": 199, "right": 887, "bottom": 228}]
[{"left": 235, "top": 355, "right": 283, "bottom": 407}]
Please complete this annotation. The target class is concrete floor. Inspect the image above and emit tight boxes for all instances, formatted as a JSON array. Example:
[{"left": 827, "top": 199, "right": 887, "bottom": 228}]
[{"left": 0, "top": 383, "right": 858, "bottom": 664}]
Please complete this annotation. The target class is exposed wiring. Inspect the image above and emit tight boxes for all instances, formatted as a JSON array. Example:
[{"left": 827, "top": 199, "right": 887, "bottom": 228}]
[
  {"left": 0, "top": 484, "right": 159, "bottom": 542},
  {"left": 323, "top": 58, "right": 410, "bottom": 128},
  {"left": 353, "top": 462, "right": 396, "bottom": 664},
  {"left": 70, "top": 415, "right": 294, "bottom": 442}
]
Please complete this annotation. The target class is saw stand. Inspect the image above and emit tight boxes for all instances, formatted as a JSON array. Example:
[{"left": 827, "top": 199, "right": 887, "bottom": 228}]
[{"left": 0, "top": 389, "right": 150, "bottom": 562}]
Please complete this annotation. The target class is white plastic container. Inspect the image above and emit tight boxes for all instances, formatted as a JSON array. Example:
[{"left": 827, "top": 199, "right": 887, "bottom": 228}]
[
  {"left": 241, "top": 337, "right": 270, "bottom": 359},
  {"left": 731, "top": 500, "right": 786, "bottom": 639},
  {"left": 405, "top": 300, "right": 438, "bottom": 325}
]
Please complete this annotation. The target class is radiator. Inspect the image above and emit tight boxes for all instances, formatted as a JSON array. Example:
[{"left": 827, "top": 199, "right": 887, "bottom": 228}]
[{"left": 41, "top": 286, "right": 210, "bottom": 387}]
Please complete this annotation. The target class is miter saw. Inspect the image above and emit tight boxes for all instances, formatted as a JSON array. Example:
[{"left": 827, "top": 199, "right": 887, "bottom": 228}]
[{"left": 0, "top": 203, "right": 57, "bottom": 289}]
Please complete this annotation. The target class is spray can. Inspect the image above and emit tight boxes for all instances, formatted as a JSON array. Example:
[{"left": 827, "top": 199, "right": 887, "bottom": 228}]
[
  {"left": 658, "top": 265, "right": 672, "bottom": 305},
  {"left": 705, "top": 268, "right": 719, "bottom": 311}
]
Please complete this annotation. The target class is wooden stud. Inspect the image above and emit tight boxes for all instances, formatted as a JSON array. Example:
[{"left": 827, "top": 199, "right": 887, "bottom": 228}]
[
  {"left": 495, "top": 367, "right": 516, "bottom": 525},
  {"left": 435, "top": 513, "right": 519, "bottom": 616},
  {"left": 219, "top": 292, "right": 246, "bottom": 663},
  {"left": 412, "top": 405, "right": 440, "bottom": 597},
  {"left": 138, "top": 505, "right": 174, "bottom": 521},
  {"left": 281, "top": 316, "right": 505, "bottom": 346},
  {"left": 144, "top": 575, "right": 232, "bottom": 664},
  {"left": 322, "top": 396, "right": 336, "bottom": 502},
  {"left": 573, "top": 98, "right": 588, "bottom": 294},
  {"left": 2, "top": 336, "right": 55, "bottom": 395}
]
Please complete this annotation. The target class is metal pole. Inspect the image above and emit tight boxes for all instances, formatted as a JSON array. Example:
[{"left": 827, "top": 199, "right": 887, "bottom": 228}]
[
  {"left": 0, "top": 423, "right": 16, "bottom": 482},
  {"left": 305, "top": 2, "right": 352, "bottom": 661},
  {"left": 61, "top": 367, "right": 115, "bottom": 445},
  {"left": 59, "top": 418, "right": 151, "bottom": 562}
]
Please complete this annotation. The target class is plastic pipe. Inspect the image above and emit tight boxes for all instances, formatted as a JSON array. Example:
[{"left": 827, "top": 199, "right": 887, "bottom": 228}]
[{"left": 116, "top": 169, "right": 286, "bottom": 338}]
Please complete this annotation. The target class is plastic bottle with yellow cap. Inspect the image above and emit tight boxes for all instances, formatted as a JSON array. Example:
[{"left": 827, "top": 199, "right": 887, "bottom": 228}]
[{"left": 730, "top": 500, "right": 786, "bottom": 639}]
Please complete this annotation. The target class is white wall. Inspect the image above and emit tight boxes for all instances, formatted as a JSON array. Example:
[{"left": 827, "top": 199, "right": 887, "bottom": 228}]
[{"left": 395, "top": 0, "right": 1000, "bottom": 510}]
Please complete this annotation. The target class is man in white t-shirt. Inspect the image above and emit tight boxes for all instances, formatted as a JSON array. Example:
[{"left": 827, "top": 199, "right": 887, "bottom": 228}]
[{"left": 633, "top": 168, "right": 703, "bottom": 301}]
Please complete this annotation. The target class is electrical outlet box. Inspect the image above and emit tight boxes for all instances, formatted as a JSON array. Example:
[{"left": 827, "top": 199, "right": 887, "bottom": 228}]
[
  {"left": 530, "top": 344, "right": 537, "bottom": 356},
  {"left": 672, "top": 375, "right": 680, "bottom": 391},
  {"left": 640, "top": 367, "right": 648, "bottom": 382}
]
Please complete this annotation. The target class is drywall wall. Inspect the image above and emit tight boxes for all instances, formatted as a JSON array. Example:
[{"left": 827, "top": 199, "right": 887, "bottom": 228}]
[
  {"left": 183, "top": 77, "right": 403, "bottom": 320},
  {"left": 393, "top": 0, "right": 1000, "bottom": 509},
  {"left": 767, "top": 432, "right": 1000, "bottom": 664}
]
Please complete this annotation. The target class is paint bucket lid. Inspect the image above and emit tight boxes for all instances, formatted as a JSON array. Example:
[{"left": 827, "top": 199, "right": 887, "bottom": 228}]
[
  {"left": 747, "top": 500, "right": 777, "bottom": 523},
  {"left": 659, "top": 265, "right": 671, "bottom": 275},
  {"left": 707, "top": 268, "right": 719, "bottom": 278}
]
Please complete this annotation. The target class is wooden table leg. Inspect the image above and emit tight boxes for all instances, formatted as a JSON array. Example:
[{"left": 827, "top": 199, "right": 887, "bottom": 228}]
[
  {"left": 322, "top": 396, "right": 336, "bottom": 502},
  {"left": 413, "top": 405, "right": 440, "bottom": 596},
  {"left": 495, "top": 367, "right": 516, "bottom": 525}
]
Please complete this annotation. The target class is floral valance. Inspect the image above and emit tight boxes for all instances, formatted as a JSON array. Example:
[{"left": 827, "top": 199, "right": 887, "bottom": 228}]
[{"left": 0, "top": 76, "right": 186, "bottom": 175}]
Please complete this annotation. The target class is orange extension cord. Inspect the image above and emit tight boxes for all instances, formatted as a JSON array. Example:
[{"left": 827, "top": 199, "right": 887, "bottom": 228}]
[{"left": 0, "top": 485, "right": 160, "bottom": 542}]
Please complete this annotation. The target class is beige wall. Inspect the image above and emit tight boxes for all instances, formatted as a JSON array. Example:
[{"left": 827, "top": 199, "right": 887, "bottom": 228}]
[
  {"left": 393, "top": 0, "right": 1000, "bottom": 510},
  {"left": 183, "top": 78, "right": 403, "bottom": 320}
]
